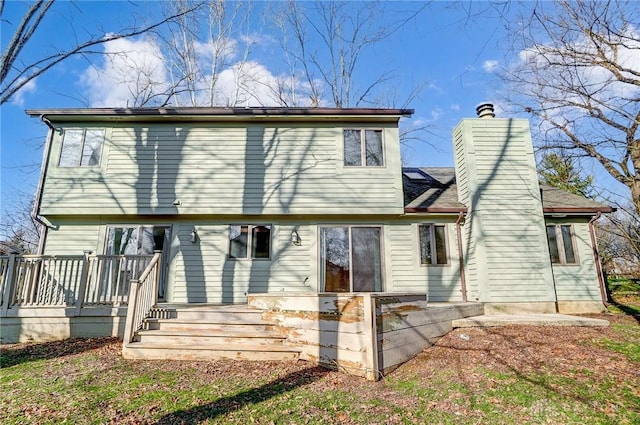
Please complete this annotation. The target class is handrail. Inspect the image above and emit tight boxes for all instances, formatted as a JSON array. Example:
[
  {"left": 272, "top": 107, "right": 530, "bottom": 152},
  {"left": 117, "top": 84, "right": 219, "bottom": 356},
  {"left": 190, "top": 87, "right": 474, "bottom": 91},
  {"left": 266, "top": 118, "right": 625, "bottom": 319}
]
[
  {"left": 0, "top": 254, "right": 156, "bottom": 314},
  {"left": 122, "top": 252, "right": 162, "bottom": 347}
]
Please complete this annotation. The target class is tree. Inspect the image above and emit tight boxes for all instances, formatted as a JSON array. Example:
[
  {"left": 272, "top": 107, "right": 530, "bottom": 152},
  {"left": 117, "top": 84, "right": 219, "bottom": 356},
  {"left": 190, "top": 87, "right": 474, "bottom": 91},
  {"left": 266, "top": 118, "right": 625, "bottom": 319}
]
[
  {"left": 597, "top": 205, "right": 640, "bottom": 278},
  {"left": 0, "top": 0, "right": 203, "bottom": 105},
  {"left": 271, "top": 1, "right": 427, "bottom": 108},
  {"left": 498, "top": 0, "right": 640, "bottom": 216},
  {"left": 0, "top": 190, "right": 40, "bottom": 254},
  {"left": 538, "top": 152, "right": 594, "bottom": 197}
]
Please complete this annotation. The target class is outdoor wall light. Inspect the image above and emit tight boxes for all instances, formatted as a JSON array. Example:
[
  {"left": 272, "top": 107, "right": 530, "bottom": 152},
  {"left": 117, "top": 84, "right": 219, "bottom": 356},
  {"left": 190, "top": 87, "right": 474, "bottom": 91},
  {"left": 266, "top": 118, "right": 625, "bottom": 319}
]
[
  {"left": 190, "top": 227, "right": 198, "bottom": 243},
  {"left": 291, "top": 230, "right": 301, "bottom": 246}
]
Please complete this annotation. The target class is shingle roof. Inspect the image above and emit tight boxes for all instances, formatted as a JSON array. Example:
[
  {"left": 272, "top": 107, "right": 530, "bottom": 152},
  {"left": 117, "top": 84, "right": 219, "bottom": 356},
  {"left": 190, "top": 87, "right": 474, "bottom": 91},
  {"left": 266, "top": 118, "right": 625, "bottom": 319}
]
[
  {"left": 403, "top": 167, "right": 466, "bottom": 213},
  {"left": 403, "top": 167, "right": 613, "bottom": 214}
]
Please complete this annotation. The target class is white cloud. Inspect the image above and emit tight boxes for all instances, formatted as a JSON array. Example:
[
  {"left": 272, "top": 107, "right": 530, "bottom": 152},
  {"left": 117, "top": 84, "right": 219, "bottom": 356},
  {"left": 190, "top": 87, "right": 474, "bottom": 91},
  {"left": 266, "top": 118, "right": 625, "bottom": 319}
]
[
  {"left": 450, "top": 104, "right": 460, "bottom": 111},
  {"left": 482, "top": 60, "right": 499, "bottom": 73},
  {"left": 11, "top": 78, "right": 37, "bottom": 106},
  {"left": 80, "top": 37, "right": 169, "bottom": 107},
  {"left": 79, "top": 35, "right": 321, "bottom": 108}
]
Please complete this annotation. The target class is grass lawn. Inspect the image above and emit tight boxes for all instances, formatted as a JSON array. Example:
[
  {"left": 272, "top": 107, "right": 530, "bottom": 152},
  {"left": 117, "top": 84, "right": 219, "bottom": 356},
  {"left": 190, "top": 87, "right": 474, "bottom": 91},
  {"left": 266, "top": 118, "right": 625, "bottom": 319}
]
[{"left": 1, "top": 295, "right": 639, "bottom": 424}]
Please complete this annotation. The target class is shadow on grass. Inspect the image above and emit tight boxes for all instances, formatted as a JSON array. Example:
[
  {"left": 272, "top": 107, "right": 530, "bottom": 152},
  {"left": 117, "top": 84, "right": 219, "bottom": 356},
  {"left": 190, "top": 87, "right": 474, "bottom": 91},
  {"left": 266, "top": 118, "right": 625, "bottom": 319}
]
[
  {"left": 608, "top": 293, "right": 640, "bottom": 325},
  {"left": 0, "top": 337, "right": 118, "bottom": 368},
  {"left": 155, "top": 365, "right": 328, "bottom": 424}
]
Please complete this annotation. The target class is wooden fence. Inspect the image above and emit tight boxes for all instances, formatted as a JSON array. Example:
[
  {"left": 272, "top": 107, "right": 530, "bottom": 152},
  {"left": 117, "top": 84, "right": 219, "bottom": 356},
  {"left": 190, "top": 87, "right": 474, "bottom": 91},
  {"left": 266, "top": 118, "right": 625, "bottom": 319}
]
[{"left": 0, "top": 254, "right": 156, "bottom": 316}]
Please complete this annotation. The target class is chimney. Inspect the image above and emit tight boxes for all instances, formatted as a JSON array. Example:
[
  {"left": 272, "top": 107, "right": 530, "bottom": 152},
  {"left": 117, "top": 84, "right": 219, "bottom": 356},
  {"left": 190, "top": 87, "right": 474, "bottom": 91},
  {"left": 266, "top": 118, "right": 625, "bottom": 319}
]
[{"left": 476, "top": 103, "right": 495, "bottom": 119}]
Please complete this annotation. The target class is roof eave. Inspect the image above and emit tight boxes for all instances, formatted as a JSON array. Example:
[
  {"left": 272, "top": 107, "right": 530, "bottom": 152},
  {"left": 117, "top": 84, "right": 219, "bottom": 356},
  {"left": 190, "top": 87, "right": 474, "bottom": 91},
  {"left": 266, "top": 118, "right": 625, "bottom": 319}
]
[
  {"left": 543, "top": 206, "right": 616, "bottom": 215},
  {"left": 404, "top": 207, "right": 468, "bottom": 214},
  {"left": 25, "top": 107, "right": 414, "bottom": 123}
]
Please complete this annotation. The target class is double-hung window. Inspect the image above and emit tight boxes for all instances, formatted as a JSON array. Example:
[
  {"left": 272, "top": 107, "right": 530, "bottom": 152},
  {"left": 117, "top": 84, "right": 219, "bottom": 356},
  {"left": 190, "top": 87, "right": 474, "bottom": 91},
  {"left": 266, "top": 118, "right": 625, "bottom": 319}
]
[
  {"left": 343, "top": 129, "right": 384, "bottom": 166},
  {"left": 229, "top": 225, "right": 271, "bottom": 259},
  {"left": 419, "top": 224, "right": 448, "bottom": 265},
  {"left": 59, "top": 128, "right": 105, "bottom": 167},
  {"left": 546, "top": 224, "right": 578, "bottom": 264}
]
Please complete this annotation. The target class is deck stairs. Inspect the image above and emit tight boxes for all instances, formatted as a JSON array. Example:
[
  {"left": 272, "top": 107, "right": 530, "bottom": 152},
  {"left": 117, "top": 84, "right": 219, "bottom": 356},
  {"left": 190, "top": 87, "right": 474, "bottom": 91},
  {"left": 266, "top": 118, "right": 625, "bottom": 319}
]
[{"left": 122, "top": 304, "right": 300, "bottom": 361}]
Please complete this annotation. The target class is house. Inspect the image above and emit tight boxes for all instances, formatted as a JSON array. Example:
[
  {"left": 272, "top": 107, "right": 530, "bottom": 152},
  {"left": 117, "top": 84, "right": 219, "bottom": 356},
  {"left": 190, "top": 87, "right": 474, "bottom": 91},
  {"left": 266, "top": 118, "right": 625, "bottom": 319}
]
[{"left": 0, "top": 104, "right": 612, "bottom": 378}]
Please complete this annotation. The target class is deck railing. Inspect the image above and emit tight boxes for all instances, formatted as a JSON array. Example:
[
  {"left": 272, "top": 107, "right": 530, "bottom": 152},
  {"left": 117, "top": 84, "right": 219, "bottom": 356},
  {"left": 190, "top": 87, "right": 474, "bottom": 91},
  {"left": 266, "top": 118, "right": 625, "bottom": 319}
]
[
  {"left": 122, "top": 253, "right": 162, "bottom": 345},
  {"left": 0, "top": 253, "right": 155, "bottom": 316}
]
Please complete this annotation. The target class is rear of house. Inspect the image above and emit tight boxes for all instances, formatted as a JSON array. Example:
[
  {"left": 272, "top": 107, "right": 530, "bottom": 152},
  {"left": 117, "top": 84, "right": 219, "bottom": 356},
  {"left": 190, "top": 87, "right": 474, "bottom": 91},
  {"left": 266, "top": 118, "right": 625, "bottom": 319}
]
[{"left": 1, "top": 105, "right": 612, "bottom": 347}]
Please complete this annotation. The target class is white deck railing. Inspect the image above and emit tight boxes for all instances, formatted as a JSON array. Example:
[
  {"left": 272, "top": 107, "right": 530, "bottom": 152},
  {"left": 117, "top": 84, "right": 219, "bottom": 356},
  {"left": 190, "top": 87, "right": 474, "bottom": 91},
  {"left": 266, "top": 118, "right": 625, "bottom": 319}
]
[
  {"left": 0, "top": 253, "right": 156, "bottom": 316},
  {"left": 122, "top": 253, "right": 162, "bottom": 345}
]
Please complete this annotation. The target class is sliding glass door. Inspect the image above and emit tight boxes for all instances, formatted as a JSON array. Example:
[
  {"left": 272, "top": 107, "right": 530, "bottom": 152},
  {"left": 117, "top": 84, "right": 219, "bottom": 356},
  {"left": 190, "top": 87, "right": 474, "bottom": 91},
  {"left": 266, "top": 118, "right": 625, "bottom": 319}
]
[{"left": 320, "top": 226, "right": 383, "bottom": 292}]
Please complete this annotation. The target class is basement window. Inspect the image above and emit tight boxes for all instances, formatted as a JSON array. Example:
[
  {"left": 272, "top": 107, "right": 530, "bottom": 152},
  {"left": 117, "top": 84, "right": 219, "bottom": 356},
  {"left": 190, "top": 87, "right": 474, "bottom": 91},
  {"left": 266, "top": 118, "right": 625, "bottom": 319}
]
[
  {"left": 546, "top": 224, "right": 578, "bottom": 264},
  {"left": 229, "top": 225, "right": 271, "bottom": 259},
  {"left": 343, "top": 129, "right": 384, "bottom": 167},
  {"left": 58, "top": 128, "right": 105, "bottom": 167},
  {"left": 419, "top": 224, "right": 448, "bottom": 266}
]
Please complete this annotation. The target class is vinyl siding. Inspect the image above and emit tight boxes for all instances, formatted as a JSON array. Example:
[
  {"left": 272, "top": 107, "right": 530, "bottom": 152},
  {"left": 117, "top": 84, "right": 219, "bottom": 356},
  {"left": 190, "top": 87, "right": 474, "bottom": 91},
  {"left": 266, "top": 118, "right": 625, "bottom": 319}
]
[
  {"left": 453, "top": 118, "right": 555, "bottom": 303},
  {"left": 40, "top": 123, "right": 404, "bottom": 216},
  {"left": 549, "top": 222, "right": 602, "bottom": 301},
  {"left": 170, "top": 221, "right": 314, "bottom": 304},
  {"left": 43, "top": 221, "right": 102, "bottom": 255},
  {"left": 384, "top": 220, "right": 463, "bottom": 301}
]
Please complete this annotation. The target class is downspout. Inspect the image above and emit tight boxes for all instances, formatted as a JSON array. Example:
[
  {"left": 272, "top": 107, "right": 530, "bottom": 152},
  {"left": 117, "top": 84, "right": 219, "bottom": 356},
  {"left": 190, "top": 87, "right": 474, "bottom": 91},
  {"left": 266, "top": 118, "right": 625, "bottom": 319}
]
[
  {"left": 588, "top": 212, "right": 609, "bottom": 306},
  {"left": 456, "top": 211, "right": 468, "bottom": 302},
  {"left": 31, "top": 115, "right": 56, "bottom": 254}
]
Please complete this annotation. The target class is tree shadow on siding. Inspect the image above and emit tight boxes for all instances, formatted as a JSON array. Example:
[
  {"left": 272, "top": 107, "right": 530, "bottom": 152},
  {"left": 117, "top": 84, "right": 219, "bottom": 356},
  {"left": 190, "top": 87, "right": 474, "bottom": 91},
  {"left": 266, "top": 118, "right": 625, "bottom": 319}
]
[{"left": 155, "top": 366, "right": 328, "bottom": 424}]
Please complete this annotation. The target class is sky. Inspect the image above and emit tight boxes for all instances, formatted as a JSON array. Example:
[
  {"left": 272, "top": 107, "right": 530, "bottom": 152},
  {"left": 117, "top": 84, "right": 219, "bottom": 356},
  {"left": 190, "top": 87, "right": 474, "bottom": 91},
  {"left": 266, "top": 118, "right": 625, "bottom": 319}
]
[{"left": 0, "top": 1, "right": 529, "bottom": 220}]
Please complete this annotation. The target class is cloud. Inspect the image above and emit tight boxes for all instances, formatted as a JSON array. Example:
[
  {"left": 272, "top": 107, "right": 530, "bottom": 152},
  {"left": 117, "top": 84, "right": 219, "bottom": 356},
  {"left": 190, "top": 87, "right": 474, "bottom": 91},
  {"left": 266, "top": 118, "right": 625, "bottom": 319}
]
[
  {"left": 482, "top": 60, "right": 499, "bottom": 73},
  {"left": 80, "top": 36, "right": 169, "bottom": 107},
  {"left": 11, "top": 78, "right": 37, "bottom": 106},
  {"left": 79, "top": 35, "right": 321, "bottom": 108},
  {"left": 450, "top": 104, "right": 460, "bottom": 111}
]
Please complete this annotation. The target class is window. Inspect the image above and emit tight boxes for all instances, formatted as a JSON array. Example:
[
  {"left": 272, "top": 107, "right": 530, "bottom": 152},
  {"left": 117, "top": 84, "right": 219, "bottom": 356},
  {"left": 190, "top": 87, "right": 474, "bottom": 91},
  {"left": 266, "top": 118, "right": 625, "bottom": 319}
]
[
  {"left": 320, "top": 226, "right": 383, "bottom": 292},
  {"left": 229, "top": 225, "right": 271, "bottom": 259},
  {"left": 59, "top": 128, "right": 104, "bottom": 167},
  {"left": 546, "top": 224, "right": 578, "bottom": 264},
  {"left": 419, "top": 224, "right": 448, "bottom": 265},
  {"left": 343, "top": 129, "right": 384, "bottom": 166}
]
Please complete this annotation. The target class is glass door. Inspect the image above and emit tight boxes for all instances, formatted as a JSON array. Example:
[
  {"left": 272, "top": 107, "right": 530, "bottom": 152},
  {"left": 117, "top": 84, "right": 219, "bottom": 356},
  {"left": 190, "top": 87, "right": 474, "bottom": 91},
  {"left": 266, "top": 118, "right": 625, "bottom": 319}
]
[{"left": 320, "top": 226, "right": 383, "bottom": 292}]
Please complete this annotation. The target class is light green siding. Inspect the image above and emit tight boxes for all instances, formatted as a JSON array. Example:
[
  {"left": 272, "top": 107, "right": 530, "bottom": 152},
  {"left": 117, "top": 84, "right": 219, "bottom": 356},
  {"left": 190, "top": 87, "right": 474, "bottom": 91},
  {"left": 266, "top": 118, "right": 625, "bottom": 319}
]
[
  {"left": 40, "top": 123, "right": 404, "bottom": 216},
  {"left": 453, "top": 118, "right": 556, "bottom": 303},
  {"left": 43, "top": 221, "right": 102, "bottom": 255},
  {"left": 384, "top": 220, "right": 464, "bottom": 301},
  {"left": 169, "top": 221, "right": 315, "bottom": 304},
  {"left": 549, "top": 221, "right": 602, "bottom": 301}
]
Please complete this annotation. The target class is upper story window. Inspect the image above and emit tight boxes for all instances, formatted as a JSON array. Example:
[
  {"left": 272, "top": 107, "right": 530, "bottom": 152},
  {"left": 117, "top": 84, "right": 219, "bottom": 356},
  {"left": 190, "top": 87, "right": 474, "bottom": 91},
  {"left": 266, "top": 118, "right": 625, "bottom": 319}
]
[
  {"left": 419, "top": 224, "right": 448, "bottom": 265},
  {"left": 546, "top": 224, "right": 578, "bottom": 264},
  {"left": 58, "top": 128, "right": 105, "bottom": 167},
  {"left": 343, "top": 129, "right": 384, "bottom": 167},
  {"left": 229, "top": 225, "right": 271, "bottom": 259}
]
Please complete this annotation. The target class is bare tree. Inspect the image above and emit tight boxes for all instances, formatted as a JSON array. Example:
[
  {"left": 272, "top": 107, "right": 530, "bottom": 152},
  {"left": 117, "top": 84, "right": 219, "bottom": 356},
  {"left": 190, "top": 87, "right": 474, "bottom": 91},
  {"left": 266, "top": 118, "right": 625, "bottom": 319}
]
[
  {"left": 498, "top": 0, "right": 640, "bottom": 216},
  {"left": 0, "top": 0, "right": 203, "bottom": 105},
  {"left": 597, "top": 205, "right": 640, "bottom": 278},
  {"left": 271, "top": 1, "right": 428, "bottom": 108},
  {"left": 0, "top": 189, "right": 40, "bottom": 254}
]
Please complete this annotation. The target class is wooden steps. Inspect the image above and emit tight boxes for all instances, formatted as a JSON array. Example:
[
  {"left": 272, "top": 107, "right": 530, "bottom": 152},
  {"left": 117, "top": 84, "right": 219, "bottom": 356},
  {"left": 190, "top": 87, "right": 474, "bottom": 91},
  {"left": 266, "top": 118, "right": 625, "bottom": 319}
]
[{"left": 122, "top": 304, "right": 300, "bottom": 361}]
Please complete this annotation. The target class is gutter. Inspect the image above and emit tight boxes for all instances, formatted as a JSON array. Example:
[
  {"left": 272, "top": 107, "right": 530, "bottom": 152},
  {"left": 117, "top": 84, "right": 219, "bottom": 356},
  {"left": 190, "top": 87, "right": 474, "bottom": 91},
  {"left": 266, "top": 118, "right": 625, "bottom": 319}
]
[
  {"left": 30, "top": 115, "right": 56, "bottom": 254},
  {"left": 455, "top": 212, "right": 468, "bottom": 302},
  {"left": 588, "top": 212, "right": 609, "bottom": 306}
]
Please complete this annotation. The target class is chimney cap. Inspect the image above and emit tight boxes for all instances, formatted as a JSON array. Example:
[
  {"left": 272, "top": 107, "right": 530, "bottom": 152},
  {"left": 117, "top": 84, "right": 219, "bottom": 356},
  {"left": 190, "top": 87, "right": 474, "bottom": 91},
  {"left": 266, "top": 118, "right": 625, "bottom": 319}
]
[{"left": 476, "top": 103, "right": 495, "bottom": 119}]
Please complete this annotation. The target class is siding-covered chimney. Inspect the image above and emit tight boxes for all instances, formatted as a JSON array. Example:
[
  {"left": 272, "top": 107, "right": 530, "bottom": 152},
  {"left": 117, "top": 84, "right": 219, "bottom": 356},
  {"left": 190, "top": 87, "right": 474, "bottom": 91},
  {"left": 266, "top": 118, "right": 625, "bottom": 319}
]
[
  {"left": 475, "top": 103, "right": 495, "bottom": 119},
  {"left": 452, "top": 106, "right": 556, "bottom": 312}
]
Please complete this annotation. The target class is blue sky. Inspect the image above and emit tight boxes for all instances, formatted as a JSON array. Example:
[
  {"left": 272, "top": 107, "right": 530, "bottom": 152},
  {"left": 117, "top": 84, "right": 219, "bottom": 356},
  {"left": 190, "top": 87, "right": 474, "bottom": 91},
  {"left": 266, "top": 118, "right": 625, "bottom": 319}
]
[{"left": 1, "top": 1, "right": 518, "bottom": 218}]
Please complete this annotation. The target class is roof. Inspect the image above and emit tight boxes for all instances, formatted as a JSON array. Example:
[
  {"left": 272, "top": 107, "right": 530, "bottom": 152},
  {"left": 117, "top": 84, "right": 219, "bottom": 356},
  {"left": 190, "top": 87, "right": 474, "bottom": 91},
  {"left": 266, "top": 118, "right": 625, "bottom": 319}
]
[
  {"left": 25, "top": 107, "right": 414, "bottom": 123},
  {"left": 403, "top": 167, "right": 467, "bottom": 213},
  {"left": 403, "top": 167, "right": 613, "bottom": 214}
]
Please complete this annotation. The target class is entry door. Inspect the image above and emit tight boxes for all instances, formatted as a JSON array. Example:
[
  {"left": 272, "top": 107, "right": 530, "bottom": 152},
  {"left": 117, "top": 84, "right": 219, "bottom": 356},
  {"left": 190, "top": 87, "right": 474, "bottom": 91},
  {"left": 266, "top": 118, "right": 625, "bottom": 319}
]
[
  {"left": 105, "top": 226, "right": 172, "bottom": 300},
  {"left": 320, "top": 227, "right": 383, "bottom": 292}
]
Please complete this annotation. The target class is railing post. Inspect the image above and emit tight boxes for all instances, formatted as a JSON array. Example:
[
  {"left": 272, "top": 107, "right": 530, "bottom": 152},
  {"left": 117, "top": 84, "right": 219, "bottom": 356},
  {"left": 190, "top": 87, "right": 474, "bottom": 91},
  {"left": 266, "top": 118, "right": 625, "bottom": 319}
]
[
  {"left": 1, "top": 254, "right": 17, "bottom": 317},
  {"left": 74, "top": 251, "right": 92, "bottom": 316},
  {"left": 122, "top": 279, "right": 141, "bottom": 347}
]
